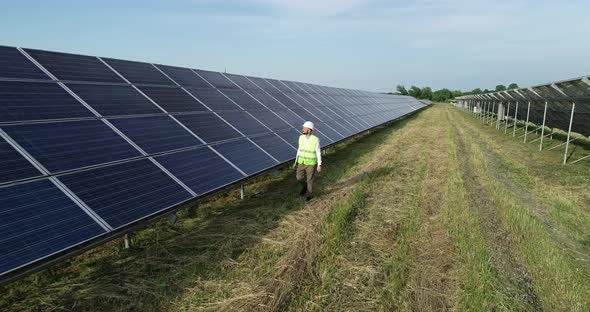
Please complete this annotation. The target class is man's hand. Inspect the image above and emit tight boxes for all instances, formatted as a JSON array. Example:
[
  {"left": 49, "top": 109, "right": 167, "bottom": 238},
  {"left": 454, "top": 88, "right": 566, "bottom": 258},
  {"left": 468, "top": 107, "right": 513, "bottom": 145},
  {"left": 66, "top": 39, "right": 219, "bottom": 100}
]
[{"left": 316, "top": 165, "right": 322, "bottom": 173}]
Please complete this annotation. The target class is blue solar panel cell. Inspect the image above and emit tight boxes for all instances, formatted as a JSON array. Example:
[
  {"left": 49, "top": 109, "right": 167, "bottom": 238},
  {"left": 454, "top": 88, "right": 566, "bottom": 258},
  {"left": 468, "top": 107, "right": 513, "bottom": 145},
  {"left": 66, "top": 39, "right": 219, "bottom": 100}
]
[
  {"left": 267, "top": 92, "right": 303, "bottom": 111},
  {"left": 223, "top": 73, "right": 260, "bottom": 90},
  {"left": 24, "top": 49, "right": 124, "bottom": 83},
  {"left": 102, "top": 58, "right": 174, "bottom": 86},
  {"left": 175, "top": 113, "right": 242, "bottom": 143},
  {"left": 185, "top": 88, "right": 239, "bottom": 111},
  {"left": 271, "top": 109, "right": 304, "bottom": 128},
  {"left": 156, "top": 65, "right": 212, "bottom": 88},
  {"left": 155, "top": 147, "right": 244, "bottom": 195},
  {"left": 193, "top": 70, "right": 237, "bottom": 89},
  {"left": 217, "top": 111, "right": 270, "bottom": 136},
  {"left": 0, "top": 81, "right": 94, "bottom": 122},
  {"left": 0, "top": 179, "right": 106, "bottom": 276},
  {"left": 247, "top": 109, "right": 291, "bottom": 131},
  {"left": 109, "top": 116, "right": 202, "bottom": 154},
  {"left": 66, "top": 83, "right": 161, "bottom": 116},
  {"left": 220, "top": 89, "right": 265, "bottom": 111},
  {"left": 265, "top": 79, "right": 292, "bottom": 93},
  {"left": 58, "top": 159, "right": 192, "bottom": 229},
  {"left": 0, "top": 46, "right": 49, "bottom": 80},
  {"left": 212, "top": 139, "right": 278, "bottom": 175},
  {"left": 247, "top": 90, "right": 286, "bottom": 110},
  {"left": 274, "top": 128, "right": 301, "bottom": 149},
  {"left": 2, "top": 120, "right": 141, "bottom": 173},
  {"left": 249, "top": 133, "right": 296, "bottom": 162},
  {"left": 137, "top": 86, "right": 207, "bottom": 113},
  {"left": 0, "top": 136, "right": 43, "bottom": 184}
]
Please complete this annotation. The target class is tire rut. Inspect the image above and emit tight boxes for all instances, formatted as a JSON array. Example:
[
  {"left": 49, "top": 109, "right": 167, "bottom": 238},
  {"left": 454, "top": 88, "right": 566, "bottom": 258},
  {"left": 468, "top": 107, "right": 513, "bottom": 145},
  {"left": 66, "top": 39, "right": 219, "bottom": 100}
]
[{"left": 449, "top": 111, "right": 543, "bottom": 311}]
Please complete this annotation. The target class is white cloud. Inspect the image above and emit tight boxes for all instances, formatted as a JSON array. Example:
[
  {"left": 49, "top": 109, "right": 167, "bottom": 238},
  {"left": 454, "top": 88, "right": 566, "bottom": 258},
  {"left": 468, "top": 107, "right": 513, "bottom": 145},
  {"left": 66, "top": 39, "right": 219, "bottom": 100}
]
[{"left": 250, "top": 0, "right": 374, "bottom": 16}]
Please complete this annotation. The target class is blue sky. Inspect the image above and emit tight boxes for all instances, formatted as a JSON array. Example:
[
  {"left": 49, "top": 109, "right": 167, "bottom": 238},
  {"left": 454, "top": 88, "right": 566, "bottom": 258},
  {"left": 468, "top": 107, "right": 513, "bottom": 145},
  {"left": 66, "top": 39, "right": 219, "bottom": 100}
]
[{"left": 1, "top": 0, "right": 589, "bottom": 92}]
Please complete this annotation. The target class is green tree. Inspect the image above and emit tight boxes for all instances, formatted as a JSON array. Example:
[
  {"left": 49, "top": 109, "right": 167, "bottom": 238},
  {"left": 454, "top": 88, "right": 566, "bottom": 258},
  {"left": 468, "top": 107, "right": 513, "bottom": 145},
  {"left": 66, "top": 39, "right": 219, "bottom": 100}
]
[
  {"left": 508, "top": 83, "right": 519, "bottom": 90},
  {"left": 420, "top": 87, "right": 433, "bottom": 100},
  {"left": 471, "top": 88, "right": 483, "bottom": 94},
  {"left": 495, "top": 85, "right": 507, "bottom": 91},
  {"left": 408, "top": 85, "right": 422, "bottom": 98},
  {"left": 432, "top": 88, "right": 452, "bottom": 102},
  {"left": 452, "top": 90, "right": 463, "bottom": 98},
  {"left": 396, "top": 85, "right": 408, "bottom": 95}
]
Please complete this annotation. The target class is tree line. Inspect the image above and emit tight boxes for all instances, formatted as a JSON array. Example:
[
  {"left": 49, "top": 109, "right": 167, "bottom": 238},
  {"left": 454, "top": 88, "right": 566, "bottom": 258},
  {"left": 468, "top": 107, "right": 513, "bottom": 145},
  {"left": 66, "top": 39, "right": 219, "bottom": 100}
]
[{"left": 391, "top": 83, "right": 519, "bottom": 102}]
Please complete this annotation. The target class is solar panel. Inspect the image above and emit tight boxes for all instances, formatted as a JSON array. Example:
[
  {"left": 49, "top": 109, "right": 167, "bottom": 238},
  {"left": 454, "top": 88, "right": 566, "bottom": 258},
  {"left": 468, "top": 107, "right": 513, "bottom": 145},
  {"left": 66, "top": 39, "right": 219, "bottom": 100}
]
[
  {"left": 0, "top": 46, "right": 49, "bottom": 80},
  {"left": 185, "top": 87, "right": 240, "bottom": 111},
  {"left": 0, "top": 46, "right": 427, "bottom": 283},
  {"left": 217, "top": 111, "right": 271, "bottom": 136},
  {"left": 220, "top": 89, "right": 266, "bottom": 110},
  {"left": 193, "top": 69, "right": 237, "bottom": 89},
  {"left": 58, "top": 159, "right": 192, "bottom": 229},
  {"left": 223, "top": 73, "right": 260, "bottom": 90},
  {"left": 0, "top": 136, "right": 43, "bottom": 184},
  {"left": 102, "top": 58, "right": 175, "bottom": 86},
  {"left": 247, "top": 109, "right": 291, "bottom": 131},
  {"left": 212, "top": 138, "right": 278, "bottom": 175},
  {"left": 137, "top": 86, "right": 207, "bottom": 113},
  {"left": 0, "top": 81, "right": 94, "bottom": 122},
  {"left": 275, "top": 128, "right": 302, "bottom": 149},
  {"left": 0, "top": 179, "right": 107, "bottom": 275},
  {"left": 2, "top": 120, "right": 141, "bottom": 173},
  {"left": 155, "top": 65, "right": 211, "bottom": 88},
  {"left": 66, "top": 83, "right": 162, "bottom": 116},
  {"left": 175, "top": 113, "right": 243, "bottom": 143},
  {"left": 24, "top": 49, "right": 124, "bottom": 83},
  {"left": 109, "top": 116, "right": 203, "bottom": 154},
  {"left": 249, "top": 133, "right": 296, "bottom": 162},
  {"left": 155, "top": 147, "right": 244, "bottom": 195}
]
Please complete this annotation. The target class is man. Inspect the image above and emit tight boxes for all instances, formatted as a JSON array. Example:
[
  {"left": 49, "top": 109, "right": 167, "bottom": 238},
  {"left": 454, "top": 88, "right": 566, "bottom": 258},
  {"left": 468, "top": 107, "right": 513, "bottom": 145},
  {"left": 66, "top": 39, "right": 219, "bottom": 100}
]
[{"left": 293, "top": 121, "right": 322, "bottom": 201}]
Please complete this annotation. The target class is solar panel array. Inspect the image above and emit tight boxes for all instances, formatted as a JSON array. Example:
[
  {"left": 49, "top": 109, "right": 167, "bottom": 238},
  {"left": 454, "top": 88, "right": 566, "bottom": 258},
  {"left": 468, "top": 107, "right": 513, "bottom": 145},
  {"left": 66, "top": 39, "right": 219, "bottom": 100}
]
[
  {"left": 0, "top": 45, "right": 428, "bottom": 283},
  {"left": 456, "top": 76, "right": 590, "bottom": 137}
]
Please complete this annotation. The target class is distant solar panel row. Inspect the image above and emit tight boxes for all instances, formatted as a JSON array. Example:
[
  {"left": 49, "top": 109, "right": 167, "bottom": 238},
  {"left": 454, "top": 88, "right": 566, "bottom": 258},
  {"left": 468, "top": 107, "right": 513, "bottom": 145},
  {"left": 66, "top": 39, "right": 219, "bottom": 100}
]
[{"left": 0, "top": 45, "right": 428, "bottom": 282}]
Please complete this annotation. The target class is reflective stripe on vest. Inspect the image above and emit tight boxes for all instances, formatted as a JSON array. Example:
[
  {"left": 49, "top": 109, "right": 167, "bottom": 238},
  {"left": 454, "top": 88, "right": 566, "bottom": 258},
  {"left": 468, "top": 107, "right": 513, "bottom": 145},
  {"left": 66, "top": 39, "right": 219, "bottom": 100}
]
[{"left": 297, "top": 135, "right": 318, "bottom": 165}]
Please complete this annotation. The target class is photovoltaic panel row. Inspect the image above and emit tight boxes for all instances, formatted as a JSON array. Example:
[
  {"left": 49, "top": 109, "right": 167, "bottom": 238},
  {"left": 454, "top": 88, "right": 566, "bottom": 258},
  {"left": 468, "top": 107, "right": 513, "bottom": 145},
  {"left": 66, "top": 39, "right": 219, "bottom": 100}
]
[{"left": 0, "top": 45, "right": 427, "bottom": 282}]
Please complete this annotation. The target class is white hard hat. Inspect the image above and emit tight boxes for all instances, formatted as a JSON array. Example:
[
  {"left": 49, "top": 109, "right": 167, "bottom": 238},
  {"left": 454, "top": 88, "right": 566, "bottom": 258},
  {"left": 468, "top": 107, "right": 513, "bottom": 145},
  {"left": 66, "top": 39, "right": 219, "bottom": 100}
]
[{"left": 302, "top": 121, "right": 314, "bottom": 130}]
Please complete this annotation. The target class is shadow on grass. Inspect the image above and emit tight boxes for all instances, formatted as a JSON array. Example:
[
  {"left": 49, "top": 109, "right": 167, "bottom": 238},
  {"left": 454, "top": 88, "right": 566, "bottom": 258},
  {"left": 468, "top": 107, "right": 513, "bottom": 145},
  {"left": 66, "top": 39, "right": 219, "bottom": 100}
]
[{"left": 0, "top": 110, "right": 428, "bottom": 312}]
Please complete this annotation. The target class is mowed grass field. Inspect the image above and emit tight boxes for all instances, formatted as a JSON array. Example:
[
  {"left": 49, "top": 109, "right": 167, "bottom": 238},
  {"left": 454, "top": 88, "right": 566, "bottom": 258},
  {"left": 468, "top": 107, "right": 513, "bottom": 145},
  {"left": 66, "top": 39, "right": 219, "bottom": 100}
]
[{"left": 2, "top": 104, "right": 590, "bottom": 311}]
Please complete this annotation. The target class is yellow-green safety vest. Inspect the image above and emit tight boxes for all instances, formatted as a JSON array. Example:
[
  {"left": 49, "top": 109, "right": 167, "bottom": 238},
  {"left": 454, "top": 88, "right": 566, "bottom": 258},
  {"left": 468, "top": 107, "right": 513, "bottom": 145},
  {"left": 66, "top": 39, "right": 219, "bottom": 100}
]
[{"left": 297, "top": 135, "right": 318, "bottom": 165}]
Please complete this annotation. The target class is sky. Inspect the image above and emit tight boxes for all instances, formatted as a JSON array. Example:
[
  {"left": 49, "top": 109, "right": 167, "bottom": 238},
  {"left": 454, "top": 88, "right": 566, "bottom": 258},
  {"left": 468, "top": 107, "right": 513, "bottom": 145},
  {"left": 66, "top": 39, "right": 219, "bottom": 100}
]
[{"left": 1, "top": 0, "right": 589, "bottom": 92}]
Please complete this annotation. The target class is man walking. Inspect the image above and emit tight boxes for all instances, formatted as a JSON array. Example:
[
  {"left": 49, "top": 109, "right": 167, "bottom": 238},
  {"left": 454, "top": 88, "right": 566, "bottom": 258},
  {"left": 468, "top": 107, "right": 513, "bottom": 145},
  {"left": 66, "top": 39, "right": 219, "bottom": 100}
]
[{"left": 293, "top": 121, "right": 322, "bottom": 201}]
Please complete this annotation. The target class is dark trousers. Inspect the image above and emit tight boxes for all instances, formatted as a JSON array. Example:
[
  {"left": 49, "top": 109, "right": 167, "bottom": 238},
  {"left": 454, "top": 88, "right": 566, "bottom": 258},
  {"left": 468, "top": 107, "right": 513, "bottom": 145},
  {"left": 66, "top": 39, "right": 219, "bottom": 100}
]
[{"left": 296, "top": 163, "right": 316, "bottom": 194}]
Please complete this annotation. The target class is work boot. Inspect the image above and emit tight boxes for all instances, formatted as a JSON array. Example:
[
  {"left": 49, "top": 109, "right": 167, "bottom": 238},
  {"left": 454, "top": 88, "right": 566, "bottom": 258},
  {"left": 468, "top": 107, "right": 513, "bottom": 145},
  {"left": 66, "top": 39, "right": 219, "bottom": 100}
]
[
  {"left": 304, "top": 192, "right": 313, "bottom": 201},
  {"left": 299, "top": 182, "right": 307, "bottom": 196}
]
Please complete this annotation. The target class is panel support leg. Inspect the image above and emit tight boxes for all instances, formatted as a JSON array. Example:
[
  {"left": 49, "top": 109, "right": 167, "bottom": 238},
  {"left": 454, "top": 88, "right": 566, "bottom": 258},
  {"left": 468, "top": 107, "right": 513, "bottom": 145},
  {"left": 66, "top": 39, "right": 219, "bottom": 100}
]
[
  {"left": 524, "top": 101, "right": 531, "bottom": 143},
  {"left": 124, "top": 234, "right": 130, "bottom": 249},
  {"left": 240, "top": 183, "right": 245, "bottom": 200},
  {"left": 504, "top": 102, "right": 511, "bottom": 134},
  {"left": 512, "top": 101, "right": 519, "bottom": 137},
  {"left": 539, "top": 101, "right": 548, "bottom": 151},
  {"left": 563, "top": 102, "right": 576, "bottom": 165}
]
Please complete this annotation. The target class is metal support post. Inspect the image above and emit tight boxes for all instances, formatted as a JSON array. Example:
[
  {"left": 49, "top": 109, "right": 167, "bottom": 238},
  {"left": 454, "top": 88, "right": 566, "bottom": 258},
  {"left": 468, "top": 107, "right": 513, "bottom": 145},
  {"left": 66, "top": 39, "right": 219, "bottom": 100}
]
[
  {"left": 539, "top": 101, "right": 548, "bottom": 151},
  {"left": 490, "top": 102, "right": 496, "bottom": 126},
  {"left": 496, "top": 102, "right": 502, "bottom": 129},
  {"left": 563, "top": 102, "right": 576, "bottom": 165},
  {"left": 124, "top": 234, "right": 130, "bottom": 249},
  {"left": 504, "top": 102, "right": 511, "bottom": 133},
  {"left": 240, "top": 183, "right": 245, "bottom": 199},
  {"left": 523, "top": 101, "right": 531, "bottom": 143},
  {"left": 512, "top": 101, "right": 519, "bottom": 137}
]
